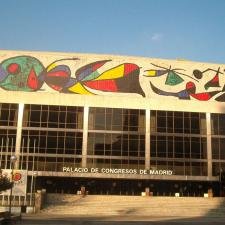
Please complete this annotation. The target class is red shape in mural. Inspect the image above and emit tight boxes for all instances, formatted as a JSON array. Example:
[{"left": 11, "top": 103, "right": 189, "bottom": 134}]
[
  {"left": 7, "top": 63, "right": 21, "bottom": 74},
  {"left": 84, "top": 80, "right": 118, "bottom": 92},
  {"left": 204, "top": 69, "right": 221, "bottom": 90},
  {"left": 124, "top": 63, "right": 139, "bottom": 76},
  {"left": 45, "top": 65, "right": 71, "bottom": 91},
  {"left": 27, "top": 68, "right": 39, "bottom": 90}
]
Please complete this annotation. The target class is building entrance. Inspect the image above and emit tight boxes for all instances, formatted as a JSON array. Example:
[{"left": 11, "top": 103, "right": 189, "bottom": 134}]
[{"left": 36, "top": 177, "right": 221, "bottom": 197}]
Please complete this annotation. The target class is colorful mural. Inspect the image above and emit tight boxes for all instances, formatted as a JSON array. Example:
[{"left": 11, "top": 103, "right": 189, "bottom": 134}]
[
  {"left": 0, "top": 56, "right": 145, "bottom": 96},
  {"left": 144, "top": 63, "right": 225, "bottom": 102},
  {"left": 144, "top": 63, "right": 199, "bottom": 85},
  {"left": 0, "top": 54, "right": 225, "bottom": 102},
  {"left": 0, "top": 56, "right": 45, "bottom": 91}
]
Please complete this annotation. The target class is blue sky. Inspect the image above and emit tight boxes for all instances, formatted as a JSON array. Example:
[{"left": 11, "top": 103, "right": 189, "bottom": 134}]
[{"left": 0, "top": 0, "right": 225, "bottom": 63}]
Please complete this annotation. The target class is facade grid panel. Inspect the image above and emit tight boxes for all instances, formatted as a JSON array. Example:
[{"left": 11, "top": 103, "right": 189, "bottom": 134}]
[
  {"left": 87, "top": 107, "right": 145, "bottom": 169},
  {"left": 19, "top": 104, "right": 84, "bottom": 172},
  {"left": 211, "top": 113, "right": 225, "bottom": 176},
  {"left": 150, "top": 110, "right": 207, "bottom": 176}
]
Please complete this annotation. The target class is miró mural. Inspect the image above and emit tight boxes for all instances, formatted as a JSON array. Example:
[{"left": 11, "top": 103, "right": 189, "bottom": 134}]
[{"left": 0, "top": 54, "right": 225, "bottom": 102}]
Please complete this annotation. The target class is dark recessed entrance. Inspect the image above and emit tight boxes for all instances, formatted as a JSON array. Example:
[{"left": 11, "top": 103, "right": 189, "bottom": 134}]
[{"left": 36, "top": 177, "right": 223, "bottom": 197}]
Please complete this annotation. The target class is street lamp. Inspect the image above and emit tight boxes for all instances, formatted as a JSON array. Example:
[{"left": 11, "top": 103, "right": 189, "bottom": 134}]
[
  {"left": 9, "top": 155, "right": 17, "bottom": 215},
  {"left": 33, "top": 171, "right": 37, "bottom": 213},
  {"left": 219, "top": 168, "right": 224, "bottom": 197}
]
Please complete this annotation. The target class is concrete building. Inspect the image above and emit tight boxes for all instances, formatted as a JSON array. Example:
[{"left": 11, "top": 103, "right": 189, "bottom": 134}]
[{"left": 0, "top": 50, "right": 225, "bottom": 196}]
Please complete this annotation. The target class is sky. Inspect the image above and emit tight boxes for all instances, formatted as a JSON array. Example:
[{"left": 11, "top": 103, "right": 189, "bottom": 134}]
[{"left": 0, "top": 0, "right": 225, "bottom": 63}]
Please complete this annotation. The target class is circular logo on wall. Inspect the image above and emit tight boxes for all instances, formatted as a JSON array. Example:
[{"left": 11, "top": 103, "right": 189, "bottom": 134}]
[{"left": 13, "top": 172, "right": 22, "bottom": 182}]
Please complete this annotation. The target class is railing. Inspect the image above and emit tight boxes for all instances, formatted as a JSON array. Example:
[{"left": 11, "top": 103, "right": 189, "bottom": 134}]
[{"left": 0, "top": 194, "right": 34, "bottom": 207}]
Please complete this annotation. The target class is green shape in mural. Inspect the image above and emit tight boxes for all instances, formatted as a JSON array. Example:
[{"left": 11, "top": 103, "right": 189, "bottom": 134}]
[
  {"left": 165, "top": 71, "right": 184, "bottom": 86},
  {"left": 0, "top": 56, "right": 45, "bottom": 91}
]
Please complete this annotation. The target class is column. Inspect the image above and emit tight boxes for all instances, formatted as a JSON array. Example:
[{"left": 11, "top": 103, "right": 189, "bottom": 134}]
[
  {"left": 82, "top": 106, "right": 89, "bottom": 168},
  {"left": 145, "top": 109, "right": 150, "bottom": 170},
  {"left": 15, "top": 103, "right": 24, "bottom": 169},
  {"left": 206, "top": 112, "right": 212, "bottom": 178}
]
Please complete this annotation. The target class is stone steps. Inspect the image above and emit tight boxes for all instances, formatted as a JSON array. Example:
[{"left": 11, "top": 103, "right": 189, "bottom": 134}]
[
  {"left": 41, "top": 194, "right": 225, "bottom": 218},
  {"left": 47, "top": 196, "right": 224, "bottom": 202}
]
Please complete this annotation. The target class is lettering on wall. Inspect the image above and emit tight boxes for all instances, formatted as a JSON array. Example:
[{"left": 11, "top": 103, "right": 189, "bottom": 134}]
[{"left": 62, "top": 167, "right": 173, "bottom": 176}]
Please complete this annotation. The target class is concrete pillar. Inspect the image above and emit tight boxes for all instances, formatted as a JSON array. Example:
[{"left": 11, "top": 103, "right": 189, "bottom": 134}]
[
  {"left": 145, "top": 109, "right": 150, "bottom": 170},
  {"left": 206, "top": 112, "right": 212, "bottom": 178},
  {"left": 82, "top": 106, "right": 89, "bottom": 168},
  {"left": 35, "top": 189, "right": 46, "bottom": 213},
  {"left": 15, "top": 103, "right": 24, "bottom": 169}
]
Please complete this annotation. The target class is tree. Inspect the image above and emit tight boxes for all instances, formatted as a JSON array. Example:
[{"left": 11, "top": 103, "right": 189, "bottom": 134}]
[
  {"left": 0, "top": 169, "right": 13, "bottom": 192},
  {"left": 221, "top": 171, "right": 225, "bottom": 183}
]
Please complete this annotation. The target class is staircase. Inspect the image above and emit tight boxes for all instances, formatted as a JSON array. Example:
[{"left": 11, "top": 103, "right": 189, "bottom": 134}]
[{"left": 40, "top": 194, "right": 225, "bottom": 218}]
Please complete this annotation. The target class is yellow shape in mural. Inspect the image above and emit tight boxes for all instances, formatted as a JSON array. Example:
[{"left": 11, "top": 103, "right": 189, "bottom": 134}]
[
  {"left": 68, "top": 83, "right": 93, "bottom": 95},
  {"left": 145, "top": 70, "right": 157, "bottom": 76},
  {"left": 46, "top": 63, "right": 57, "bottom": 72},
  {"left": 95, "top": 64, "right": 125, "bottom": 80}
]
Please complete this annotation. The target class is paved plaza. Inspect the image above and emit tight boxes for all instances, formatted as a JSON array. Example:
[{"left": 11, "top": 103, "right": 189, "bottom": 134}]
[{"left": 20, "top": 214, "right": 225, "bottom": 225}]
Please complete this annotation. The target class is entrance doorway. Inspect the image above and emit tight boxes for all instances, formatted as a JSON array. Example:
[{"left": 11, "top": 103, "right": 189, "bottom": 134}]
[{"left": 36, "top": 177, "right": 220, "bottom": 197}]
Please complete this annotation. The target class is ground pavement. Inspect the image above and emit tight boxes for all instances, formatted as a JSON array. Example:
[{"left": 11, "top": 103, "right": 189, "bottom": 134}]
[{"left": 20, "top": 214, "right": 225, "bottom": 225}]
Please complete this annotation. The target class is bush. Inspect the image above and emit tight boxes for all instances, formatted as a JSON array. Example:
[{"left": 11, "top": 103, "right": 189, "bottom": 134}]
[{"left": 0, "top": 170, "right": 13, "bottom": 192}]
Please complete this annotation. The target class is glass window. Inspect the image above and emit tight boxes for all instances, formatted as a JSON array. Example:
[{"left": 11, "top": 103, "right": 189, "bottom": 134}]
[
  {"left": 174, "top": 137, "right": 183, "bottom": 158},
  {"left": 167, "top": 136, "right": 174, "bottom": 158},
  {"left": 156, "top": 111, "right": 166, "bottom": 132},
  {"left": 190, "top": 113, "right": 200, "bottom": 134},
  {"left": 151, "top": 110, "right": 205, "bottom": 135},
  {"left": 150, "top": 135, "right": 156, "bottom": 157},
  {"left": 89, "top": 107, "right": 145, "bottom": 132},
  {"left": 191, "top": 137, "right": 200, "bottom": 159},
  {"left": 211, "top": 114, "right": 218, "bottom": 135},
  {"left": 211, "top": 113, "right": 225, "bottom": 135},
  {"left": 157, "top": 136, "right": 167, "bottom": 157},
  {"left": 184, "top": 137, "right": 190, "bottom": 158},
  {"left": 220, "top": 138, "right": 225, "bottom": 159},
  {"left": 167, "top": 112, "right": 173, "bottom": 133},
  {"left": 0, "top": 103, "right": 18, "bottom": 126},
  {"left": 174, "top": 112, "right": 183, "bottom": 133},
  {"left": 174, "top": 161, "right": 184, "bottom": 175},
  {"left": 24, "top": 105, "right": 83, "bottom": 129},
  {"left": 219, "top": 114, "right": 225, "bottom": 135},
  {"left": 21, "top": 130, "right": 83, "bottom": 156}
]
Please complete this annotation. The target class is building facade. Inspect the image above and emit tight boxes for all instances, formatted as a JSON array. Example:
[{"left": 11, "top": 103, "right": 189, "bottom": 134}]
[{"left": 0, "top": 50, "right": 224, "bottom": 196}]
